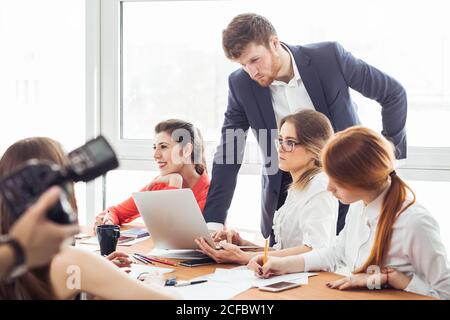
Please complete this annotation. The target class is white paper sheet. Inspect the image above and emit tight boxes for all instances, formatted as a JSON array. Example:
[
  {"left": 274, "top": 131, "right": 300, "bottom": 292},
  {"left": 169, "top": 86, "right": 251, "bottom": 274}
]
[
  {"left": 173, "top": 279, "right": 251, "bottom": 300},
  {"left": 78, "top": 237, "right": 99, "bottom": 245},
  {"left": 126, "top": 263, "right": 174, "bottom": 280},
  {"left": 254, "top": 272, "right": 311, "bottom": 286},
  {"left": 76, "top": 245, "right": 100, "bottom": 253},
  {"left": 210, "top": 266, "right": 311, "bottom": 288},
  {"left": 171, "top": 266, "right": 315, "bottom": 300}
]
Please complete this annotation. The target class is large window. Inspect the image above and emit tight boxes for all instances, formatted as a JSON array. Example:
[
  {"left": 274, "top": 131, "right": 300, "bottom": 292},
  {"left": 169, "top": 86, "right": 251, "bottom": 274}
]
[
  {"left": 100, "top": 0, "right": 450, "bottom": 238},
  {"left": 121, "top": 1, "right": 236, "bottom": 142},
  {"left": 0, "top": 0, "right": 87, "bottom": 223},
  {"left": 111, "top": 0, "right": 450, "bottom": 149}
]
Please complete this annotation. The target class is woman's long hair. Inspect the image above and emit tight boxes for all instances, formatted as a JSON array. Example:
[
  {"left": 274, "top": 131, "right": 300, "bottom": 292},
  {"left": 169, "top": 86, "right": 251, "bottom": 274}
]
[
  {"left": 0, "top": 137, "right": 76, "bottom": 299},
  {"left": 322, "top": 126, "right": 416, "bottom": 273},
  {"left": 279, "top": 110, "right": 334, "bottom": 190},
  {"left": 155, "top": 119, "right": 207, "bottom": 175}
]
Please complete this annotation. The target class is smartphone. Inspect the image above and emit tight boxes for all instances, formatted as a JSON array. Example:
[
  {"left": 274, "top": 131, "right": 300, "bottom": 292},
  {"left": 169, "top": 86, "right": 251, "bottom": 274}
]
[
  {"left": 258, "top": 281, "right": 301, "bottom": 292},
  {"left": 179, "top": 257, "right": 216, "bottom": 267}
]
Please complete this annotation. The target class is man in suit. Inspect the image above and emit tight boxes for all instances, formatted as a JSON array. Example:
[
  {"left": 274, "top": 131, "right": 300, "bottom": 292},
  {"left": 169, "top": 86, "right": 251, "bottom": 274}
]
[{"left": 203, "top": 13, "right": 407, "bottom": 243}]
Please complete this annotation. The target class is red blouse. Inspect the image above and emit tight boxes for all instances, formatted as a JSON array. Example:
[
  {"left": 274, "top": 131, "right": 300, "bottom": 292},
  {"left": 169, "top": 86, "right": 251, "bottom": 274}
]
[{"left": 97, "top": 172, "right": 210, "bottom": 225}]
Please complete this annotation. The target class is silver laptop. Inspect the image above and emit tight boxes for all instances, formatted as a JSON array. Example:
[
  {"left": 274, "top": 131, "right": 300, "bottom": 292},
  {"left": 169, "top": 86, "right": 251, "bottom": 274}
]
[{"left": 132, "top": 189, "right": 216, "bottom": 250}]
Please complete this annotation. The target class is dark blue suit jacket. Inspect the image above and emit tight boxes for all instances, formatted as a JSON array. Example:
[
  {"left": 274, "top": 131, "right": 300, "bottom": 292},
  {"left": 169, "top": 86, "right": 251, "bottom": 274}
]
[{"left": 203, "top": 42, "right": 407, "bottom": 238}]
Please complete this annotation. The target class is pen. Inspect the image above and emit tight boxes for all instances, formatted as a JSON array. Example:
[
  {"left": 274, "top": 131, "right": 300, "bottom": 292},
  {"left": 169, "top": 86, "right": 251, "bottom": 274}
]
[
  {"left": 133, "top": 253, "right": 154, "bottom": 265},
  {"left": 129, "top": 255, "right": 138, "bottom": 264},
  {"left": 133, "top": 253, "right": 153, "bottom": 265},
  {"left": 174, "top": 279, "right": 208, "bottom": 287},
  {"left": 263, "top": 238, "right": 268, "bottom": 265},
  {"left": 135, "top": 253, "right": 178, "bottom": 266}
]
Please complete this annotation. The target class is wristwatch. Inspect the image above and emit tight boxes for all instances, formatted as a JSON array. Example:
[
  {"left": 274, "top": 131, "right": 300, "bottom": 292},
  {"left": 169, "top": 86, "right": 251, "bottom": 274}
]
[{"left": 0, "top": 235, "right": 27, "bottom": 279}]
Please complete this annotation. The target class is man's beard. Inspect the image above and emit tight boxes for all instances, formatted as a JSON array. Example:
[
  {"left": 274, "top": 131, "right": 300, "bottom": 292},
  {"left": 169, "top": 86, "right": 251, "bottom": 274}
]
[{"left": 255, "top": 51, "right": 282, "bottom": 87}]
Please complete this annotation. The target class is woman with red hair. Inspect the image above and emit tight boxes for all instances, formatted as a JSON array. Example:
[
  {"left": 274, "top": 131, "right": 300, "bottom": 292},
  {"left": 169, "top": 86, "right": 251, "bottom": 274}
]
[{"left": 248, "top": 126, "right": 450, "bottom": 299}]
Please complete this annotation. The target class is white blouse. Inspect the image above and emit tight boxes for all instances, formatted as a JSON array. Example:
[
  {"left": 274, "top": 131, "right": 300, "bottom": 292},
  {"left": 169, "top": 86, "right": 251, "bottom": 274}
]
[
  {"left": 302, "top": 187, "right": 450, "bottom": 299},
  {"left": 272, "top": 172, "right": 338, "bottom": 250}
]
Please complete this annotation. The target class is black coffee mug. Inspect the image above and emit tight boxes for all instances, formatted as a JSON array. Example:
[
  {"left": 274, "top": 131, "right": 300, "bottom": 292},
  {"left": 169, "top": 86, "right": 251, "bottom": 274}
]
[{"left": 96, "top": 224, "right": 120, "bottom": 256}]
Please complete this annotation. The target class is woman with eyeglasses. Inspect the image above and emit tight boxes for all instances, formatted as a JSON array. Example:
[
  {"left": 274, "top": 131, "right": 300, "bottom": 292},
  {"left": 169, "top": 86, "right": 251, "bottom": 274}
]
[
  {"left": 247, "top": 127, "right": 450, "bottom": 299},
  {"left": 196, "top": 110, "right": 338, "bottom": 264}
]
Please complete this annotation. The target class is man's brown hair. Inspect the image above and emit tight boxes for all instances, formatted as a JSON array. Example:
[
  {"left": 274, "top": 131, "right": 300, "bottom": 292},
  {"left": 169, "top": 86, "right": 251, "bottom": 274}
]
[{"left": 222, "top": 13, "right": 277, "bottom": 60}]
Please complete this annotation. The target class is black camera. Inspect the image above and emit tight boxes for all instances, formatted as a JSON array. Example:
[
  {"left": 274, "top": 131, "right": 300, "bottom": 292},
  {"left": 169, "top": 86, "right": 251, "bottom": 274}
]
[{"left": 0, "top": 135, "right": 119, "bottom": 224}]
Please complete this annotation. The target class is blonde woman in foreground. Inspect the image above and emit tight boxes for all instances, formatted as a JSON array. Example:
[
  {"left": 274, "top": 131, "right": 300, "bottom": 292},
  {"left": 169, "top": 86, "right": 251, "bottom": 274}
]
[{"left": 0, "top": 137, "right": 179, "bottom": 300}]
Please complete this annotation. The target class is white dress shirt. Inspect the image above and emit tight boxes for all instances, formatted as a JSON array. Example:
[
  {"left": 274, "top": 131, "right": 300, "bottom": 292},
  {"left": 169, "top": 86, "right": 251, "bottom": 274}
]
[
  {"left": 302, "top": 187, "right": 450, "bottom": 299},
  {"left": 206, "top": 46, "right": 315, "bottom": 232},
  {"left": 272, "top": 172, "right": 338, "bottom": 250},
  {"left": 270, "top": 44, "right": 315, "bottom": 128}
]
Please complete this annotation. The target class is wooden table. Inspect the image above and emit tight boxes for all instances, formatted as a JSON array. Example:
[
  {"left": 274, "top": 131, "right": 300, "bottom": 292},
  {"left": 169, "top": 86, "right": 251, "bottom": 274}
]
[{"left": 79, "top": 224, "right": 434, "bottom": 300}]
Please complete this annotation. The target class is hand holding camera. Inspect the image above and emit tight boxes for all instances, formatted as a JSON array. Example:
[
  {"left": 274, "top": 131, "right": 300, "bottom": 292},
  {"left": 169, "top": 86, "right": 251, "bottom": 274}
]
[{"left": 8, "top": 186, "right": 80, "bottom": 269}]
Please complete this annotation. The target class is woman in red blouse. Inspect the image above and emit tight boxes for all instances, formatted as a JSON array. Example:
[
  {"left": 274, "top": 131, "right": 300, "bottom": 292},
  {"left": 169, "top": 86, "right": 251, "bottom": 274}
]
[{"left": 95, "top": 119, "right": 210, "bottom": 226}]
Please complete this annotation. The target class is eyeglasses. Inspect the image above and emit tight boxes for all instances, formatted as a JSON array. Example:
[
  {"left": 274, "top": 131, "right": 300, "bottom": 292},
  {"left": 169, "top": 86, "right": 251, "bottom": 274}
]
[{"left": 275, "top": 139, "right": 301, "bottom": 152}]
